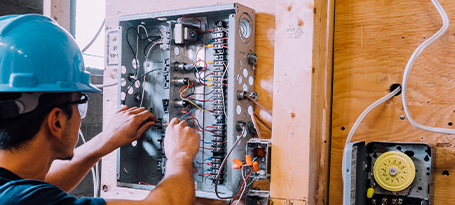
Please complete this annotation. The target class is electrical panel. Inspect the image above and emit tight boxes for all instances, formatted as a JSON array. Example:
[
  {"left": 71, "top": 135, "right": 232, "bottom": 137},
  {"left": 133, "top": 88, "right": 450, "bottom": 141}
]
[
  {"left": 116, "top": 3, "right": 258, "bottom": 199},
  {"left": 343, "top": 142, "right": 433, "bottom": 205}
]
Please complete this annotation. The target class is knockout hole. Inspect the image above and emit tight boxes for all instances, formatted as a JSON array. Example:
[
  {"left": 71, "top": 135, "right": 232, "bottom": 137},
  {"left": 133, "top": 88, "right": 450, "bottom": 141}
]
[
  {"left": 443, "top": 170, "right": 449, "bottom": 177},
  {"left": 389, "top": 83, "right": 402, "bottom": 96}
]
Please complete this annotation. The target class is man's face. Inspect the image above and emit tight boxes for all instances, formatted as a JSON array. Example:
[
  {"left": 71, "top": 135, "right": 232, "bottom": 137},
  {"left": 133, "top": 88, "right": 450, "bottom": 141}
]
[{"left": 58, "top": 92, "right": 82, "bottom": 161}]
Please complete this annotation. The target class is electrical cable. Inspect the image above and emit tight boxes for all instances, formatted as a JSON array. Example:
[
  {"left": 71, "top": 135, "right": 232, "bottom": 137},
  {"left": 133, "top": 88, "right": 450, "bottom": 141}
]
[
  {"left": 341, "top": 86, "right": 401, "bottom": 182},
  {"left": 245, "top": 96, "right": 272, "bottom": 117},
  {"left": 254, "top": 113, "right": 272, "bottom": 131},
  {"left": 125, "top": 27, "right": 160, "bottom": 78},
  {"left": 81, "top": 19, "right": 105, "bottom": 53},
  {"left": 78, "top": 129, "right": 99, "bottom": 198},
  {"left": 178, "top": 16, "right": 202, "bottom": 34},
  {"left": 231, "top": 167, "right": 252, "bottom": 205},
  {"left": 145, "top": 41, "right": 163, "bottom": 59},
  {"left": 401, "top": 0, "right": 454, "bottom": 134},
  {"left": 250, "top": 111, "right": 262, "bottom": 139},
  {"left": 179, "top": 81, "right": 213, "bottom": 111},
  {"left": 122, "top": 68, "right": 162, "bottom": 104},
  {"left": 215, "top": 126, "right": 246, "bottom": 199},
  {"left": 93, "top": 79, "right": 126, "bottom": 88}
]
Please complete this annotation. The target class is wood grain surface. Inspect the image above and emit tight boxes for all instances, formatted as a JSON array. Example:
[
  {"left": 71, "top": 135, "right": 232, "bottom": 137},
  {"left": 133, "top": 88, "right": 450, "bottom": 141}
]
[
  {"left": 270, "top": 0, "right": 333, "bottom": 204},
  {"left": 330, "top": 0, "right": 455, "bottom": 204}
]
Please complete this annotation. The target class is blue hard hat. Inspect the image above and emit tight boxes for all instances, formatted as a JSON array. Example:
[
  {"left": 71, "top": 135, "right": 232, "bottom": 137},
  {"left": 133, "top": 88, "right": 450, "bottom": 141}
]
[{"left": 0, "top": 14, "right": 101, "bottom": 93}]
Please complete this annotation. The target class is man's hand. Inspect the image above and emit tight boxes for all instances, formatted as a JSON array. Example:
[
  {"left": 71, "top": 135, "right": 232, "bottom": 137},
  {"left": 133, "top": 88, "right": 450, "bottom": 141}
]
[
  {"left": 101, "top": 106, "right": 157, "bottom": 154},
  {"left": 164, "top": 118, "right": 199, "bottom": 163}
]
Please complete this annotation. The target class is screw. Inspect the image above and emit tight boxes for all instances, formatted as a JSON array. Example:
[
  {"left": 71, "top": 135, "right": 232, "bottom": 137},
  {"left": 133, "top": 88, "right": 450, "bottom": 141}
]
[
  {"left": 389, "top": 167, "right": 398, "bottom": 176},
  {"left": 102, "top": 184, "right": 109, "bottom": 192},
  {"left": 400, "top": 115, "right": 405, "bottom": 120}
]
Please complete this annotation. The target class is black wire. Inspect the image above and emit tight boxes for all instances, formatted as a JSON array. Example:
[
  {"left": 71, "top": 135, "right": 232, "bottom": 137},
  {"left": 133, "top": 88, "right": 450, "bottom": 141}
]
[
  {"left": 121, "top": 68, "right": 163, "bottom": 105},
  {"left": 126, "top": 27, "right": 160, "bottom": 75},
  {"left": 127, "top": 27, "right": 161, "bottom": 41},
  {"left": 193, "top": 116, "right": 204, "bottom": 130}
]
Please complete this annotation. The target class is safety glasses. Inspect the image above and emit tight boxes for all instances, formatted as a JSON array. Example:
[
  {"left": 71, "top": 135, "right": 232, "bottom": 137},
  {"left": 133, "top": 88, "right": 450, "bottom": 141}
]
[
  {"left": 67, "top": 93, "right": 89, "bottom": 119},
  {"left": 31, "top": 93, "right": 89, "bottom": 119}
]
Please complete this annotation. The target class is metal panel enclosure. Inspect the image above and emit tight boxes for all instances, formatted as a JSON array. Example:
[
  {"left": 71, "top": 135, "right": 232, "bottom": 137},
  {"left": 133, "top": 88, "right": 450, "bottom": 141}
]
[{"left": 116, "top": 3, "right": 256, "bottom": 200}]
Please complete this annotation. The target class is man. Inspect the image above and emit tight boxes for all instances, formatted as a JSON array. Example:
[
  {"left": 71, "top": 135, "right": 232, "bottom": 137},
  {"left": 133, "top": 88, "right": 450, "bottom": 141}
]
[{"left": 0, "top": 14, "right": 199, "bottom": 204}]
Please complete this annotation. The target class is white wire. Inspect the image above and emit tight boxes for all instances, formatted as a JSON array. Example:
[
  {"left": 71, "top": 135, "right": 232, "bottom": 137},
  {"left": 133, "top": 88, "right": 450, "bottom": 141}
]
[
  {"left": 341, "top": 87, "right": 401, "bottom": 181},
  {"left": 93, "top": 79, "right": 125, "bottom": 88},
  {"left": 234, "top": 166, "right": 247, "bottom": 205},
  {"left": 402, "top": 0, "right": 454, "bottom": 134},
  {"left": 78, "top": 129, "right": 99, "bottom": 197},
  {"left": 82, "top": 20, "right": 105, "bottom": 53},
  {"left": 146, "top": 41, "right": 163, "bottom": 59},
  {"left": 141, "top": 41, "right": 162, "bottom": 107}
]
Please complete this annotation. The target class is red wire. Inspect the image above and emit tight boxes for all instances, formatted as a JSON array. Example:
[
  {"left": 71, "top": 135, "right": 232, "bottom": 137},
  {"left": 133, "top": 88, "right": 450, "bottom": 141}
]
[
  {"left": 193, "top": 166, "right": 212, "bottom": 176},
  {"left": 200, "top": 29, "right": 214, "bottom": 33},
  {"left": 181, "top": 110, "right": 202, "bottom": 131},
  {"left": 138, "top": 181, "right": 154, "bottom": 186},
  {"left": 178, "top": 16, "right": 202, "bottom": 34},
  {"left": 230, "top": 169, "right": 253, "bottom": 204},
  {"left": 182, "top": 105, "right": 189, "bottom": 112},
  {"left": 200, "top": 147, "right": 214, "bottom": 150},
  {"left": 194, "top": 60, "right": 208, "bottom": 86}
]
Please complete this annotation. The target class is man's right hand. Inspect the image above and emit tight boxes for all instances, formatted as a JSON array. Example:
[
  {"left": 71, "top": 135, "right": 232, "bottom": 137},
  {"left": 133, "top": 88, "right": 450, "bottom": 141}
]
[{"left": 164, "top": 118, "right": 199, "bottom": 163}]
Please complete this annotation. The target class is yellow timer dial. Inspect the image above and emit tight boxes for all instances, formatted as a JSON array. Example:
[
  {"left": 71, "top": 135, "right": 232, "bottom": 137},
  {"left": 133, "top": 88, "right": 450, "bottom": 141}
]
[{"left": 373, "top": 151, "right": 416, "bottom": 191}]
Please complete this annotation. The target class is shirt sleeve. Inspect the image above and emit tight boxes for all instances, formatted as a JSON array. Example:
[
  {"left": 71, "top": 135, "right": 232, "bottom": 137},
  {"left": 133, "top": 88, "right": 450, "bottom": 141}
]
[{"left": 0, "top": 179, "right": 106, "bottom": 205}]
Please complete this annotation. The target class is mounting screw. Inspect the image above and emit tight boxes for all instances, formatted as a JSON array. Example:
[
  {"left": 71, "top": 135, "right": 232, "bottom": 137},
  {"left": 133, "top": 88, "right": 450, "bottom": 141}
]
[
  {"left": 236, "top": 121, "right": 246, "bottom": 132},
  {"left": 389, "top": 167, "right": 398, "bottom": 176},
  {"left": 400, "top": 115, "right": 405, "bottom": 120},
  {"left": 102, "top": 184, "right": 109, "bottom": 192},
  {"left": 247, "top": 52, "right": 257, "bottom": 65}
]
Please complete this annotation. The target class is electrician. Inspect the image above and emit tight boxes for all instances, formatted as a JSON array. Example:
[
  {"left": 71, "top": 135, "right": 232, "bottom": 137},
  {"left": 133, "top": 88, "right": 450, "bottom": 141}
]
[{"left": 0, "top": 14, "right": 199, "bottom": 205}]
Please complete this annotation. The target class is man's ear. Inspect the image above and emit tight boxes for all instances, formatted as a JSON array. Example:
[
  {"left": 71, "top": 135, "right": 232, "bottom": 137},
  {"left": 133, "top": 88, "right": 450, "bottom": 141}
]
[{"left": 46, "top": 108, "right": 68, "bottom": 141}]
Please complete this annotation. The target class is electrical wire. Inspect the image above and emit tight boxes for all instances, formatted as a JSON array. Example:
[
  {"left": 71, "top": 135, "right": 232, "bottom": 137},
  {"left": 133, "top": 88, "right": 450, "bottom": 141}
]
[
  {"left": 179, "top": 81, "right": 213, "bottom": 111},
  {"left": 254, "top": 113, "right": 272, "bottom": 131},
  {"left": 178, "top": 16, "right": 202, "bottom": 34},
  {"left": 195, "top": 157, "right": 212, "bottom": 164},
  {"left": 93, "top": 78, "right": 126, "bottom": 88},
  {"left": 222, "top": 67, "right": 228, "bottom": 119},
  {"left": 145, "top": 41, "right": 163, "bottom": 59},
  {"left": 341, "top": 86, "right": 401, "bottom": 182},
  {"left": 195, "top": 46, "right": 208, "bottom": 61},
  {"left": 78, "top": 129, "right": 99, "bottom": 198},
  {"left": 231, "top": 167, "right": 252, "bottom": 205},
  {"left": 81, "top": 19, "right": 105, "bottom": 53},
  {"left": 215, "top": 126, "right": 246, "bottom": 199},
  {"left": 250, "top": 111, "right": 262, "bottom": 139},
  {"left": 125, "top": 27, "right": 160, "bottom": 78},
  {"left": 122, "top": 68, "right": 162, "bottom": 104},
  {"left": 401, "top": 0, "right": 454, "bottom": 134},
  {"left": 245, "top": 96, "right": 273, "bottom": 117}
]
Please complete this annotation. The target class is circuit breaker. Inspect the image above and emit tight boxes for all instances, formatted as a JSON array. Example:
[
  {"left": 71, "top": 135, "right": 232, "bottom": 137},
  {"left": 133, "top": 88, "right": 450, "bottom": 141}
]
[
  {"left": 116, "top": 3, "right": 257, "bottom": 199},
  {"left": 343, "top": 142, "right": 433, "bottom": 205}
]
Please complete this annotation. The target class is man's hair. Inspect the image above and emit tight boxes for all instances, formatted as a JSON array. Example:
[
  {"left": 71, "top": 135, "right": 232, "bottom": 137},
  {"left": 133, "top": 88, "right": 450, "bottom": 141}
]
[{"left": 0, "top": 93, "right": 74, "bottom": 150}]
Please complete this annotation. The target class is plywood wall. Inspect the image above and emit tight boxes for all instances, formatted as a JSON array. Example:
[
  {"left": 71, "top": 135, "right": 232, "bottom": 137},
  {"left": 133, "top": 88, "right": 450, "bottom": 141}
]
[{"left": 330, "top": 0, "right": 455, "bottom": 204}]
